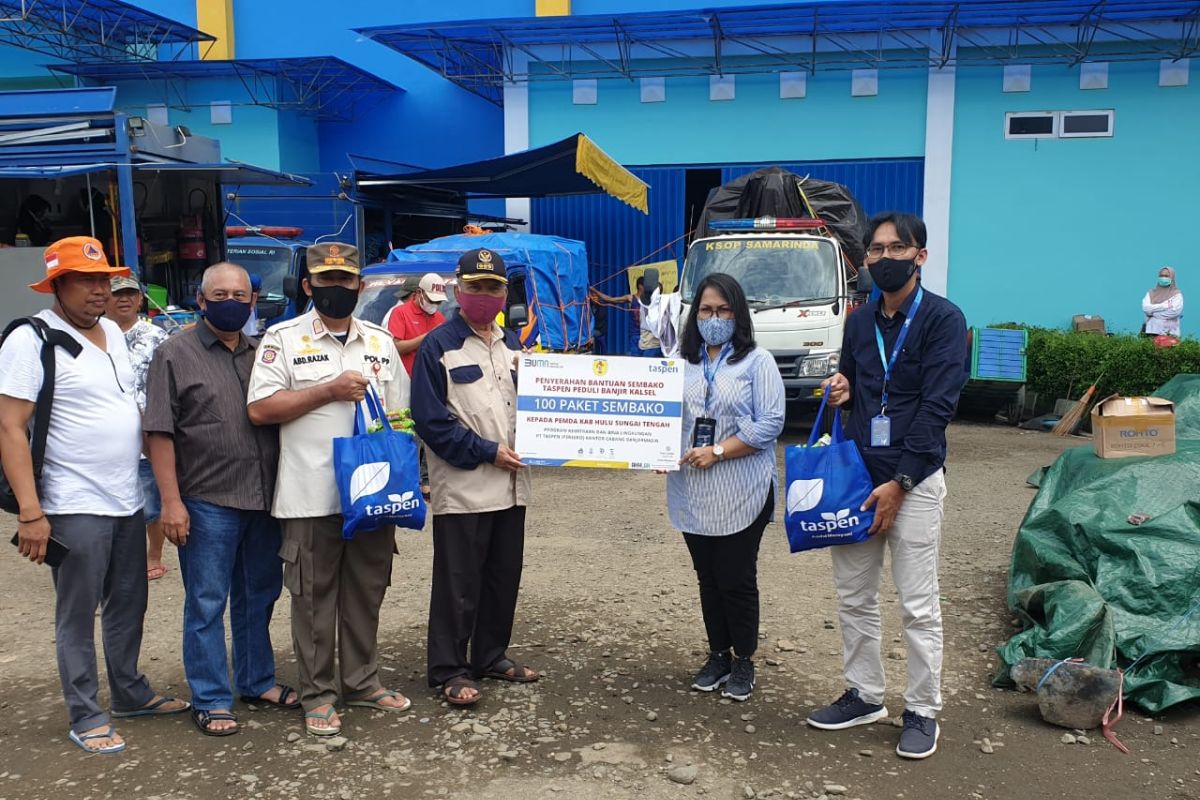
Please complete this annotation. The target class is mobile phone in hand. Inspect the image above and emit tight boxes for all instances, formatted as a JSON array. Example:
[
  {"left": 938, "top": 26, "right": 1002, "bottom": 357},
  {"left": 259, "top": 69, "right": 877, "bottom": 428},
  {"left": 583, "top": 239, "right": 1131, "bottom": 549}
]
[{"left": 10, "top": 532, "right": 70, "bottom": 568}]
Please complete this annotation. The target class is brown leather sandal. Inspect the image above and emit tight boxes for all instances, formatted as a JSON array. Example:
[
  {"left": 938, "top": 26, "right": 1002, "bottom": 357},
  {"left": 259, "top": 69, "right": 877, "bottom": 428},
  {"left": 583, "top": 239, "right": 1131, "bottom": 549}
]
[
  {"left": 483, "top": 658, "right": 540, "bottom": 683},
  {"left": 443, "top": 676, "right": 482, "bottom": 706}
]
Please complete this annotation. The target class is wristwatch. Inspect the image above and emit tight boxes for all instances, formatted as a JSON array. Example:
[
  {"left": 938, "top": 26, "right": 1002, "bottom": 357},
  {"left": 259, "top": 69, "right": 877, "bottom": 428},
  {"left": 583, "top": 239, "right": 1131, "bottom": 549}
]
[
  {"left": 894, "top": 473, "right": 917, "bottom": 491},
  {"left": 713, "top": 444, "right": 725, "bottom": 461}
]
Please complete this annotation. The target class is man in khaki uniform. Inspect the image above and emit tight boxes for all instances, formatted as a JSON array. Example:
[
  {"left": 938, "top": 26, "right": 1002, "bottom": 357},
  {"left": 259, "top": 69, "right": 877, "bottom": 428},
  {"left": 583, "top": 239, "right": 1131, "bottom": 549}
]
[
  {"left": 247, "top": 243, "right": 412, "bottom": 737},
  {"left": 412, "top": 249, "right": 536, "bottom": 707}
]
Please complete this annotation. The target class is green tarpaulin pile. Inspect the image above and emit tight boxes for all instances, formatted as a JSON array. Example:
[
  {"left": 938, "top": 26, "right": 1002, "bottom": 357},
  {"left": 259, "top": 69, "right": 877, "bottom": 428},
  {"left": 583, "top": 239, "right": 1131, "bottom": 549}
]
[{"left": 995, "top": 374, "right": 1200, "bottom": 713}]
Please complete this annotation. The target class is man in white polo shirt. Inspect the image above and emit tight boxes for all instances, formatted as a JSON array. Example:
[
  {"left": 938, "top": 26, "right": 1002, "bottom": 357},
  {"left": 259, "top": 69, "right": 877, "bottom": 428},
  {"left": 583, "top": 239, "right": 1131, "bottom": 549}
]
[
  {"left": 0, "top": 237, "right": 188, "bottom": 755},
  {"left": 248, "top": 242, "right": 411, "bottom": 737}
]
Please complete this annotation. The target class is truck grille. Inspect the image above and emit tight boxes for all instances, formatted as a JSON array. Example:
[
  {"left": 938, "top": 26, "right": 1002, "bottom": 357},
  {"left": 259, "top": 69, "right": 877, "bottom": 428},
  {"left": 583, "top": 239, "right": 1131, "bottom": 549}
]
[{"left": 774, "top": 353, "right": 802, "bottom": 379}]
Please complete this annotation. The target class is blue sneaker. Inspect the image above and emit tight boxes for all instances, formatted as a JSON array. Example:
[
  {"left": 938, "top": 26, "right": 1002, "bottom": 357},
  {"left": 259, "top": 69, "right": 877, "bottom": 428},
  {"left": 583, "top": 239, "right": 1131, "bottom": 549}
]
[
  {"left": 806, "top": 688, "right": 889, "bottom": 730},
  {"left": 896, "top": 710, "right": 939, "bottom": 759}
]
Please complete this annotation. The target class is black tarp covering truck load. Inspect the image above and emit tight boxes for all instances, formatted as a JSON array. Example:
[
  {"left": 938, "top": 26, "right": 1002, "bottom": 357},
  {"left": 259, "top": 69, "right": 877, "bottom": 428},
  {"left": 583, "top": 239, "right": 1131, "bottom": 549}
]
[{"left": 697, "top": 166, "right": 870, "bottom": 269}]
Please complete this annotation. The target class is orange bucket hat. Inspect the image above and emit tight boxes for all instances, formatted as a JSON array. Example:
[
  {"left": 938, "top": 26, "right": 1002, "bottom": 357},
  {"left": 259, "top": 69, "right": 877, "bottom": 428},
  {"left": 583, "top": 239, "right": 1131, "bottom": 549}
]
[{"left": 30, "top": 236, "right": 131, "bottom": 293}]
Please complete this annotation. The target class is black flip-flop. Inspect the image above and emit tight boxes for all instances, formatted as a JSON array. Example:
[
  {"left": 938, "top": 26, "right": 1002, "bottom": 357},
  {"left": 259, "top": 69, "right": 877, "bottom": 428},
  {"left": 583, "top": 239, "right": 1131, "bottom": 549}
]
[
  {"left": 443, "top": 676, "right": 482, "bottom": 706},
  {"left": 192, "top": 708, "right": 239, "bottom": 737},
  {"left": 240, "top": 684, "right": 301, "bottom": 710},
  {"left": 483, "top": 658, "right": 540, "bottom": 684}
]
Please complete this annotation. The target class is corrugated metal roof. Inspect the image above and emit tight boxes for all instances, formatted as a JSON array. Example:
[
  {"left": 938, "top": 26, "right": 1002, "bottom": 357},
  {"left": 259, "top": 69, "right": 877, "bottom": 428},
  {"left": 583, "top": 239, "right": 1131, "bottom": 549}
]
[
  {"left": 49, "top": 58, "right": 402, "bottom": 122},
  {"left": 357, "top": 1, "right": 1200, "bottom": 103}
]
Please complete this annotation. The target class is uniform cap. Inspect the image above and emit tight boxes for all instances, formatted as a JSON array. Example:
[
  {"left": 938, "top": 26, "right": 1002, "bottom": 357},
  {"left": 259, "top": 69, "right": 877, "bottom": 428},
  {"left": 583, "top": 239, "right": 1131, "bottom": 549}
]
[
  {"left": 306, "top": 242, "right": 360, "bottom": 275},
  {"left": 456, "top": 248, "right": 507, "bottom": 284}
]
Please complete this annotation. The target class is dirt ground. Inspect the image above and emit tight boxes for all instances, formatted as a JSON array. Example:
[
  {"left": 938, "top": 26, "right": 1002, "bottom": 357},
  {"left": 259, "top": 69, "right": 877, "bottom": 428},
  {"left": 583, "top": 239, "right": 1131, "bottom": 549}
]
[{"left": 1, "top": 422, "right": 1198, "bottom": 800}]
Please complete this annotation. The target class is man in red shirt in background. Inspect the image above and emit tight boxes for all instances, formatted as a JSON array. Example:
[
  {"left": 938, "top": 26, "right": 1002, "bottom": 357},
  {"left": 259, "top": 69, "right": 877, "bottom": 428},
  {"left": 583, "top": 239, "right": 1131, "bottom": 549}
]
[
  {"left": 387, "top": 272, "right": 448, "bottom": 377},
  {"left": 387, "top": 272, "right": 447, "bottom": 497}
]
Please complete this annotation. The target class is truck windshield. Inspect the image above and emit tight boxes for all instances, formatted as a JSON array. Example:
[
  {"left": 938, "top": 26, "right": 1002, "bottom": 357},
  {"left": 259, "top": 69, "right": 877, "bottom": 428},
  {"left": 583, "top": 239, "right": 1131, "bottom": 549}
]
[
  {"left": 225, "top": 243, "right": 293, "bottom": 299},
  {"left": 682, "top": 238, "right": 838, "bottom": 305}
]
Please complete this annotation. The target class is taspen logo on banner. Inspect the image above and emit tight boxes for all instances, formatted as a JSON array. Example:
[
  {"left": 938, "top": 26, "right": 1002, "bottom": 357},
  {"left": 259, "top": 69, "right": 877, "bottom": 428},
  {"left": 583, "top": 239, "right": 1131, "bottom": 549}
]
[{"left": 648, "top": 360, "right": 680, "bottom": 375}]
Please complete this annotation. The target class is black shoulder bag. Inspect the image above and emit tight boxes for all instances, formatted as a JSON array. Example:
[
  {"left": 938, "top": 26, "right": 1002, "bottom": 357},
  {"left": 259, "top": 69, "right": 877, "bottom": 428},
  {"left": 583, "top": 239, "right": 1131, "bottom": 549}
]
[{"left": 0, "top": 317, "right": 82, "bottom": 514}]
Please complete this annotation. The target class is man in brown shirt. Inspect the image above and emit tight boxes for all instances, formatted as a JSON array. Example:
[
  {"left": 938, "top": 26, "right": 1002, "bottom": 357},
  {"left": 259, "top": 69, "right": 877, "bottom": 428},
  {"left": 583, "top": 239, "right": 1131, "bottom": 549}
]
[{"left": 144, "top": 263, "right": 297, "bottom": 737}]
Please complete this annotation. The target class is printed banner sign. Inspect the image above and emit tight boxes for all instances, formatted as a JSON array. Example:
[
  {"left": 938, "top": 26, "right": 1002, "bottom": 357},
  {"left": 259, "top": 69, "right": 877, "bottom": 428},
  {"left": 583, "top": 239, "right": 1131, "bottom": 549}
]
[
  {"left": 516, "top": 353, "right": 684, "bottom": 470},
  {"left": 626, "top": 259, "right": 678, "bottom": 295}
]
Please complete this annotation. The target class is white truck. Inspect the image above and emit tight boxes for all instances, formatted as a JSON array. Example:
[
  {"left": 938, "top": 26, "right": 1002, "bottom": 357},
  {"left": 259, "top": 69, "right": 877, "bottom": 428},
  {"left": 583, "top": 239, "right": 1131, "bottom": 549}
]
[{"left": 678, "top": 215, "right": 871, "bottom": 408}]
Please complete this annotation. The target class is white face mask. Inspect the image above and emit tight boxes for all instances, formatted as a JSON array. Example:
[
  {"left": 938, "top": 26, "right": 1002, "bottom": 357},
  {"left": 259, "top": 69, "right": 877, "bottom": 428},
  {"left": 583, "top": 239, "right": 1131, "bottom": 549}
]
[{"left": 418, "top": 295, "right": 440, "bottom": 315}]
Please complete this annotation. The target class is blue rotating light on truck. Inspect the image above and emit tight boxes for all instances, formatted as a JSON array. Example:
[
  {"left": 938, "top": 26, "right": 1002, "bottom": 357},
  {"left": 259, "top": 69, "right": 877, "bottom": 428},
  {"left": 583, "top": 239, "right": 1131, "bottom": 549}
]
[{"left": 709, "top": 217, "right": 827, "bottom": 231}]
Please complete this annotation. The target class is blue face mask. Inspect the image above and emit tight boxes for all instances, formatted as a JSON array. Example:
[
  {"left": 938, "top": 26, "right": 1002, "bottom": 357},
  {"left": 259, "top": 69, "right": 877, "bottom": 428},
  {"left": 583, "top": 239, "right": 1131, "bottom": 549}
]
[
  {"left": 202, "top": 297, "right": 253, "bottom": 332},
  {"left": 1158, "top": 277, "right": 1173, "bottom": 288},
  {"left": 697, "top": 316, "right": 736, "bottom": 347}
]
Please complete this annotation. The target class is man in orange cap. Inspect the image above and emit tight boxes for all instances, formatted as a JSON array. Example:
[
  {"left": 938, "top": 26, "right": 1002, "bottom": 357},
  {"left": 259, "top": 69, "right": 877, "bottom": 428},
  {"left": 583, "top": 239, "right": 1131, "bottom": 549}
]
[{"left": 0, "top": 237, "right": 189, "bottom": 755}]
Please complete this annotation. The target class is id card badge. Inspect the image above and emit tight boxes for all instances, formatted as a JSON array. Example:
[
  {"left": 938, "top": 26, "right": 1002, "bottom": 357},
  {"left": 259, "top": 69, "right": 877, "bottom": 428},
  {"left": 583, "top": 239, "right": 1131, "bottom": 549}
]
[
  {"left": 870, "top": 415, "right": 892, "bottom": 447},
  {"left": 693, "top": 417, "right": 717, "bottom": 448}
]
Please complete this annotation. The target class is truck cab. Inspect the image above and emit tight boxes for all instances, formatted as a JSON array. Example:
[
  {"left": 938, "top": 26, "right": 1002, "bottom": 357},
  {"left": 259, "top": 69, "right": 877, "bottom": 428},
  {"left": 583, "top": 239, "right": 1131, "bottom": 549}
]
[
  {"left": 680, "top": 217, "right": 869, "bottom": 406},
  {"left": 224, "top": 226, "right": 310, "bottom": 326}
]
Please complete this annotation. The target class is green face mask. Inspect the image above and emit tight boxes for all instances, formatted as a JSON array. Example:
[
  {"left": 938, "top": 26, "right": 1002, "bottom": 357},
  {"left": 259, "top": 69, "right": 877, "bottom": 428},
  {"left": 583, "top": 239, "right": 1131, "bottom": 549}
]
[{"left": 1158, "top": 277, "right": 1173, "bottom": 288}]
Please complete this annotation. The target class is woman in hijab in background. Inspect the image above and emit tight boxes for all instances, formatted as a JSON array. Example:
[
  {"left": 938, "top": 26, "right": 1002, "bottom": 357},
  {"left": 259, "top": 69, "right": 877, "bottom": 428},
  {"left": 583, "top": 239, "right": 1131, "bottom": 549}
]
[{"left": 1142, "top": 266, "right": 1184, "bottom": 337}]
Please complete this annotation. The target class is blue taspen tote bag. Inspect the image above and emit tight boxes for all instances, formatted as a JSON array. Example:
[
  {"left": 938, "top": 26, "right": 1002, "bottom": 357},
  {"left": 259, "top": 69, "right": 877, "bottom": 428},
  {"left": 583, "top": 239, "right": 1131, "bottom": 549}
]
[
  {"left": 333, "top": 385, "right": 426, "bottom": 539},
  {"left": 784, "top": 389, "right": 876, "bottom": 552}
]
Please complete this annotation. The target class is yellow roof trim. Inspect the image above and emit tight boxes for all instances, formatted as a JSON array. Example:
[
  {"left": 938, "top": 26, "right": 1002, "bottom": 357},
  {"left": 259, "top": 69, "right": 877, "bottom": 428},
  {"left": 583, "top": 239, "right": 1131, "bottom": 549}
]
[{"left": 574, "top": 134, "right": 649, "bottom": 214}]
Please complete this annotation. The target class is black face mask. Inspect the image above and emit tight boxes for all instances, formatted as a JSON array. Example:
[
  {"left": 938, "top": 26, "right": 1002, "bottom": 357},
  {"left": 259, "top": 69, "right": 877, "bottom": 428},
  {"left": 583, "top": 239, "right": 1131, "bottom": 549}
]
[
  {"left": 868, "top": 257, "right": 918, "bottom": 293},
  {"left": 308, "top": 284, "right": 358, "bottom": 320}
]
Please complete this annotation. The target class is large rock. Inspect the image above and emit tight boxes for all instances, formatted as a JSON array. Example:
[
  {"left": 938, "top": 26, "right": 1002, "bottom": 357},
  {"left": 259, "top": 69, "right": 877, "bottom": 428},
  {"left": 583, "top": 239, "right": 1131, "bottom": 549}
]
[{"left": 1011, "top": 658, "right": 1121, "bottom": 730}]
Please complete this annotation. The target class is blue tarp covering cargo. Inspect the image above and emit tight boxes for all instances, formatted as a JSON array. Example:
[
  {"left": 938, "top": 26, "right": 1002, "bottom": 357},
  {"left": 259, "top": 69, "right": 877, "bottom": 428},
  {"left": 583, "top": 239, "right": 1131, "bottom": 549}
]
[{"left": 397, "top": 232, "right": 592, "bottom": 352}]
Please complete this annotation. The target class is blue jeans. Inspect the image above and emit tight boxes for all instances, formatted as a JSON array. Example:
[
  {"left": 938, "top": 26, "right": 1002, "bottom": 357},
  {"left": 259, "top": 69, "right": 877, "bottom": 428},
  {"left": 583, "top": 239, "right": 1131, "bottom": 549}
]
[
  {"left": 138, "top": 459, "right": 161, "bottom": 523},
  {"left": 641, "top": 347, "right": 664, "bottom": 358},
  {"left": 178, "top": 499, "right": 283, "bottom": 710}
]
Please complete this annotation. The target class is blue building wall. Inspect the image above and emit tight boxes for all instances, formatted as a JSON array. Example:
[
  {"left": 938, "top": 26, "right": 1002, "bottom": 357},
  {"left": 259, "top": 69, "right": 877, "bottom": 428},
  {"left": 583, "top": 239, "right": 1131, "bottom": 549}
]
[
  {"left": 229, "top": 0, "right": 529, "bottom": 173},
  {"left": 528, "top": 69, "right": 928, "bottom": 162},
  {"left": 949, "top": 60, "right": 1198, "bottom": 335},
  {"left": 108, "top": 79, "right": 297, "bottom": 170}
]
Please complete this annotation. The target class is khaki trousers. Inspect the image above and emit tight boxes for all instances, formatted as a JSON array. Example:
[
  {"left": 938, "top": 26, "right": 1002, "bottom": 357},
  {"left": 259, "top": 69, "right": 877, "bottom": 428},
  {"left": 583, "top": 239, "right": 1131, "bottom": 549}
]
[
  {"left": 830, "top": 470, "right": 947, "bottom": 718},
  {"left": 280, "top": 516, "right": 395, "bottom": 711}
]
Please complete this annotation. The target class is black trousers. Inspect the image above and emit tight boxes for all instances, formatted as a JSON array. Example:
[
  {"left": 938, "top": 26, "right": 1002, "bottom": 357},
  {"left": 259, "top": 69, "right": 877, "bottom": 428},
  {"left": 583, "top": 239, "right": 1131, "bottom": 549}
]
[
  {"left": 427, "top": 505, "right": 527, "bottom": 687},
  {"left": 683, "top": 487, "right": 774, "bottom": 658}
]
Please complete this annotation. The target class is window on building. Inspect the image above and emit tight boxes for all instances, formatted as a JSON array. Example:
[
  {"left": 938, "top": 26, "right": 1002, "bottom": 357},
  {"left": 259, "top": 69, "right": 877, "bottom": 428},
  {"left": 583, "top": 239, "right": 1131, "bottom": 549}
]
[
  {"left": 1005, "top": 112, "right": 1056, "bottom": 139},
  {"left": 1060, "top": 110, "right": 1114, "bottom": 138},
  {"left": 1005, "top": 110, "right": 1115, "bottom": 140}
]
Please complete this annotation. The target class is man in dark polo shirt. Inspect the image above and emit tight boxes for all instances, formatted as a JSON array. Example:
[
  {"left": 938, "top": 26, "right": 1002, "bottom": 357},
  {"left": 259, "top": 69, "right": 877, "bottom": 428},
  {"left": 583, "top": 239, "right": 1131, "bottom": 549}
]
[
  {"left": 806, "top": 212, "right": 968, "bottom": 760},
  {"left": 144, "top": 262, "right": 296, "bottom": 737}
]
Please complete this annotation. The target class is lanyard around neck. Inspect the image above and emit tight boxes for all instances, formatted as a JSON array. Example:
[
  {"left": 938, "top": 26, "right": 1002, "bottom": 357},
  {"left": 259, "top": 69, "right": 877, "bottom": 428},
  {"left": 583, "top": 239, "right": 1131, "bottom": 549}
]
[
  {"left": 701, "top": 343, "right": 732, "bottom": 416},
  {"left": 874, "top": 287, "right": 924, "bottom": 414}
]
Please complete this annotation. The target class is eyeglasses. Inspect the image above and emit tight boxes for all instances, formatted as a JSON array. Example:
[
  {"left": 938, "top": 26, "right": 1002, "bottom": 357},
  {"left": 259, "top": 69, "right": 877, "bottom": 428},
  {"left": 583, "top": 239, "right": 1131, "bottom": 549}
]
[
  {"left": 697, "top": 306, "right": 735, "bottom": 320},
  {"left": 866, "top": 242, "right": 919, "bottom": 259}
]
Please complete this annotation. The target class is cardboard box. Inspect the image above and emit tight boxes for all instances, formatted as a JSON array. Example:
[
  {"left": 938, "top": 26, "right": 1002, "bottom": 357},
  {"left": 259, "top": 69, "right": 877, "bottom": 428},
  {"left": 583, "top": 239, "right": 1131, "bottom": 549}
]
[
  {"left": 1073, "top": 314, "right": 1106, "bottom": 334},
  {"left": 1091, "top": 395, "right": 1176, "bottom": 459}
]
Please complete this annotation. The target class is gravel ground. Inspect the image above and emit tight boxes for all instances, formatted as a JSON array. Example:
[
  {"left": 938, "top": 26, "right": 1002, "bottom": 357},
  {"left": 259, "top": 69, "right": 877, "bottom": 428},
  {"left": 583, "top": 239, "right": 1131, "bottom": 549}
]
[{"left": 1, "top": 422, "right": 1198, "bottom": 800}]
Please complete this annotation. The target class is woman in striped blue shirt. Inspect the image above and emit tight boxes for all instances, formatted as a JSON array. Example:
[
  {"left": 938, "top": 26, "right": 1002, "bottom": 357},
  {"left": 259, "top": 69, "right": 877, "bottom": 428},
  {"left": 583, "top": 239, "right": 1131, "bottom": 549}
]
[{"left": 667, "top": 272, "right": 786, "bottom": 702}]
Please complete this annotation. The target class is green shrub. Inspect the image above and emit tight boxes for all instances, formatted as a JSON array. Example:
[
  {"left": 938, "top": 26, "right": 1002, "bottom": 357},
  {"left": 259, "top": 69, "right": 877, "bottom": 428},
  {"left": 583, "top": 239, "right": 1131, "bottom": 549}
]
[{"left": 1016, "top": 327, "right": 1200, "bottom": 401}]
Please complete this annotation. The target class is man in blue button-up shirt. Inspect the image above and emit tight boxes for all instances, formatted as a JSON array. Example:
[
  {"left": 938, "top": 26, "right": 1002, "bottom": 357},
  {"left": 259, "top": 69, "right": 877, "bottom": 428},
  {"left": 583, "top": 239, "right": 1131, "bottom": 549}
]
[{"left": 805, "top": 212, "right": 968, "bottom": 761}]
